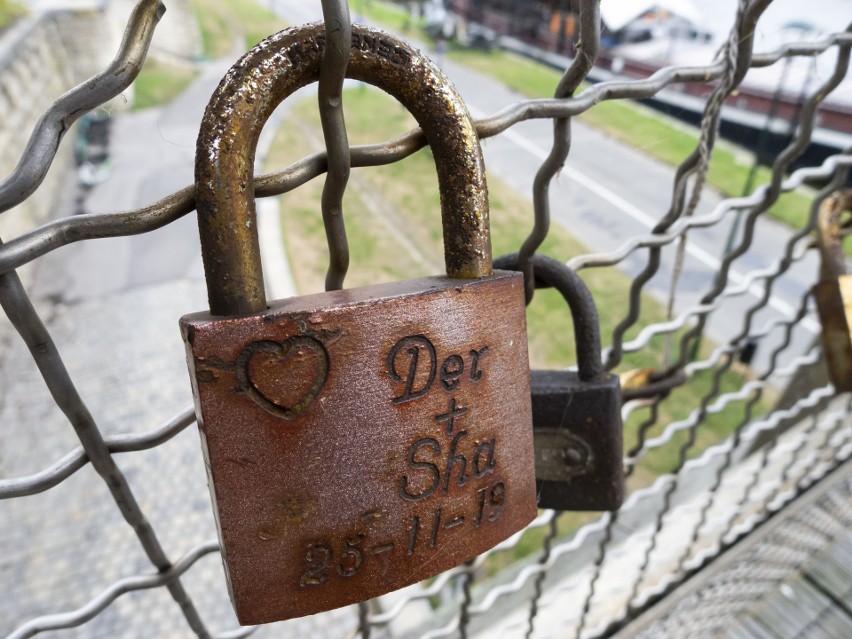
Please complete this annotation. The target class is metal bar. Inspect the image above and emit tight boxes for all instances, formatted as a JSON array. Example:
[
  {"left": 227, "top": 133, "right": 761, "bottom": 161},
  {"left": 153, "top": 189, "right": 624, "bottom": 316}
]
[
  {"left": 195, "top": 23, "right": 489, "bottom": 316},
  {"left": 517, "top": 0, "right": 600, "bottom": 302},
  {"left": 318, "top": 0, "right": 352, "bottom": 291},
  {"left": 493, "top": 252, "right": 604, "bottom": 380}
]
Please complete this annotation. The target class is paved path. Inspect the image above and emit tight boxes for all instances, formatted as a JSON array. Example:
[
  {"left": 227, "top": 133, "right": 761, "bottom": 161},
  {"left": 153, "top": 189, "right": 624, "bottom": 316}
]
[{"left": 0, "top": 46, "right": 350, "bottom": 639}]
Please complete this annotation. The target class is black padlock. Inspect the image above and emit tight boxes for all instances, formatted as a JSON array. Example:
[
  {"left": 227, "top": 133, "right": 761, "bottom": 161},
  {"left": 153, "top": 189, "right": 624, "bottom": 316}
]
[{"left": 494, "top": 254, "right": 624, "bottom": 511}]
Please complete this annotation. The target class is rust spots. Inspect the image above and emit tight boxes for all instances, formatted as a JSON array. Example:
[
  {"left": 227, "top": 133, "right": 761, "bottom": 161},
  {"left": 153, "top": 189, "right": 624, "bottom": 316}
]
[
  {"left": 197, "top": 370, "right": 218, "bottom": 384},
  {"left": 277, "top": 495, "right": 315, "bottom": 523},
  {"left": 360, "top": 508, "right": 386, "bottom": 526}
]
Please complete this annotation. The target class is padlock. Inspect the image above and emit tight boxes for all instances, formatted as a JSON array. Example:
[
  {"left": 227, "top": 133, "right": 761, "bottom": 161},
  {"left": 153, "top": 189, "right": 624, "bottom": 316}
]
[
  {"left": 813, "top": 188, "right": 852, "bottom": 392},
  {"left": 494, "top": 253, "right": 624, "bottom": 511},
  {"left": 180, "top": 24, "right": 537, "bottom": 625},
  {"left": 619, "top": 367, "right": 686, "bottom": 402}
]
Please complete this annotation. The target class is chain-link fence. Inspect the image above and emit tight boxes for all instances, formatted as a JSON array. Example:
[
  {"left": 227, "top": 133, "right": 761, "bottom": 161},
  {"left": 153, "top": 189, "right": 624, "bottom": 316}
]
[{"left": 1, "top": 0, "right": 851, "bottom": 637}]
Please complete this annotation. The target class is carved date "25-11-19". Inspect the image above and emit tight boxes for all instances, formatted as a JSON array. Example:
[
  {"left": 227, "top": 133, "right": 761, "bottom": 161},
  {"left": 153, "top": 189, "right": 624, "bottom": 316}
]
[
  {"left": 300, "top": 480, "right": 506, "bottom": 588},
  {"left": 299, "top": 334, "right": 506, "bottom": 588}
]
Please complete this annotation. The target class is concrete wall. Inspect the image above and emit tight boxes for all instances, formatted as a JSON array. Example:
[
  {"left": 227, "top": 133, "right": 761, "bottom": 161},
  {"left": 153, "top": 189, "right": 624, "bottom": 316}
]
[
  {"left": 0, "top": 14, "right": 80, "bottom": 249},
  {"left": 0, "top": 0, "right": 200, "bottom": 269}
]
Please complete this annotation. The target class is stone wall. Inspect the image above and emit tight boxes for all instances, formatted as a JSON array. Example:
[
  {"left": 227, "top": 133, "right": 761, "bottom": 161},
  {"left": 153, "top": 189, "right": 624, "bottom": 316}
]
[
  {"left": 0, "top": 0, "right": 200, "bottom": 269},
  {"left": 0, "top": 15, "right": 80, "bottom": 249}
]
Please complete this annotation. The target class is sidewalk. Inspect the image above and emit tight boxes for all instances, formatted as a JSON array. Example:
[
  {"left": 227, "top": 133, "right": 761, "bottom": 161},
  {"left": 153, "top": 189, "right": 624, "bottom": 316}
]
[{"left": 0, "top": 51, "right": 350, "bottom": 639}]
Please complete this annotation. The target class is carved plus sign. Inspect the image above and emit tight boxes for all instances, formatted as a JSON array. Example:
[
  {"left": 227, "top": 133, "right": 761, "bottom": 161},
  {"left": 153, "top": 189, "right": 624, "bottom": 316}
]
[{"left": 435, "top": 398, "right": 468, "bottom": 435}]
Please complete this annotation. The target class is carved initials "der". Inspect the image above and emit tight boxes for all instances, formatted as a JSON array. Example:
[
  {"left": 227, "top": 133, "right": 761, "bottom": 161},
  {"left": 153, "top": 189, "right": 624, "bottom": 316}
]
[{"left": 386, "top": 335, "right": 489, "bottom": 404}]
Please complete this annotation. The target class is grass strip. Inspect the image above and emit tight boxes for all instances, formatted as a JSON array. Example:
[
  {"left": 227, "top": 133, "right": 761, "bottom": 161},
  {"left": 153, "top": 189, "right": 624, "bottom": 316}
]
[
  {"left": 132, "top": 60, "right": 197, "bottom": 110},
  {"left": 189, "top": 0, "right": 287, "bottom": 58},
  {"left": 0, "top": 0, "right": 24, "bottom": 31}
]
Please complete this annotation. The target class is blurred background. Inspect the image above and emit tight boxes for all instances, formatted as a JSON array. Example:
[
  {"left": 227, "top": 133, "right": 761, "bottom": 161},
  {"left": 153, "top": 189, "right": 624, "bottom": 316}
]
[{"left": 0, "top": 1, "right": 850, "bottom": 638}]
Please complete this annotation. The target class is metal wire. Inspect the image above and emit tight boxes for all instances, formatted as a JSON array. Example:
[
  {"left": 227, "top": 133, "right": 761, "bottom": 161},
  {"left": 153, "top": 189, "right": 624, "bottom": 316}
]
[
  {"left": 663, "top": 0, "right": 749, "bottom": 343},
  {"left": 318, "top": 0, "right": 353, "bottom": 290},
  {"left": 517, "top": 0, "right": 599, "bottom": 302},
  {"left": 2, "top": 37, "right": 849, "bottom": 275},
  {"left": 0, "top": 0, "right": 164, "bottom": 214},
  {"left": 0, "top": 262, "right": 211, "bottom": 636},
  {"left": 7, "top": 541, "right": 222, "bottom": 639},
  {"left": 2, "top": 0, "right": 852, "bottom": 637},
  {"left": 0, "top": 406, "right": 195, "bottom": 498}
]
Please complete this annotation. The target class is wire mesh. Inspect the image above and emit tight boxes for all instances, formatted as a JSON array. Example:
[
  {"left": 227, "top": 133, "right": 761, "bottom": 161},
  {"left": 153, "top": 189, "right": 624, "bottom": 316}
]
[{"left": 1, "top": 0, "right": 851, "bottom": 638}]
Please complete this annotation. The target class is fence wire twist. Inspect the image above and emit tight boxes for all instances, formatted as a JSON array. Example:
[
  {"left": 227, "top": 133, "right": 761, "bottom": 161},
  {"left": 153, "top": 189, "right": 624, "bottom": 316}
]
[{"left": 1, "top": 0, "right": 851, "bottom": 638}]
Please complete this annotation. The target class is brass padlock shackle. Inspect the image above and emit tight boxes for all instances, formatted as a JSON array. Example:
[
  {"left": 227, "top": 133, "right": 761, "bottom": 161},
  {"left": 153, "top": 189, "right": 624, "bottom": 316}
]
[
  {"left": 816, "top": 188, "right": 852, "bottom": 281},
  {"left": 196, "top": 23, "right": 490, "bottom": 316}
]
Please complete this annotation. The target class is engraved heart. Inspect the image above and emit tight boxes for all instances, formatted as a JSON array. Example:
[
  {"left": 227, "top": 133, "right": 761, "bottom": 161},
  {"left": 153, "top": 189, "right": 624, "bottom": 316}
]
[{"left": 236, "top": 336, "right": 329, "bottom": 420}]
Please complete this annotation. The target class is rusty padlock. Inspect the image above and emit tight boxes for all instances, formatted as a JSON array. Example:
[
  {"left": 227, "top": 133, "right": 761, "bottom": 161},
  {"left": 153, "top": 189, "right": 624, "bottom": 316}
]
[
  {"left": 813, "top": 188, "right": 852, "bottom": 392},
  {"left": 180, "top": 24, "right": 537, "bottom": 625},
  {"left": 494, "top": 253, "right": 624, "bottom": 511}
]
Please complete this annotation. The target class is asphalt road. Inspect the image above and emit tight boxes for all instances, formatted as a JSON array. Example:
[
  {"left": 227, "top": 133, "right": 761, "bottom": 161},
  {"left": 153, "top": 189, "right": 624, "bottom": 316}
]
[{"left": 271, "top": 0, "right": 823, "bottom": 380}]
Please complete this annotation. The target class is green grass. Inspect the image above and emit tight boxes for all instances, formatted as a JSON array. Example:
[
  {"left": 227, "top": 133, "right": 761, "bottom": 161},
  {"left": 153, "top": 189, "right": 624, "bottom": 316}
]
[
  {"left": 579, "top": 100, "right": 814, "bottom": 228},
  {"left": 189, "top": 0, "right": 287, "bottom": 58},
  {"left": 0, "top": 0, "right": 24, "bottom": 30},
  {"left": 132, "top": 60, "right": 197, "bottom": 110},
  {"left": 455, "top": 45, "right": 814, "bottom": 228},
  {"left": 350, "top": 0, "right": 423, "bottom": 36},
  {"left": 449, "top": 46, "right": 564, "bottom": 98}
]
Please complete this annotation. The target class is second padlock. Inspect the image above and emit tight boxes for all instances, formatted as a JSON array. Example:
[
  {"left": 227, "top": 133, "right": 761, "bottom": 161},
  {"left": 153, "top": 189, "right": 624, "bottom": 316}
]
[
  {"left": 813, "top": 188, "right": 852, "bottom": 392},
  {"left": 495, "top": 254, "right": 624, "bottom": 511}
]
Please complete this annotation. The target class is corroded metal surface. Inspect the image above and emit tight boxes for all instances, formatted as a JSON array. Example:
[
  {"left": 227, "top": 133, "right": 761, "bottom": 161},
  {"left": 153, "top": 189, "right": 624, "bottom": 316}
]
[
  {"left": 814, "top": 189, "right": 852, "bottom": 393},
  {"left": 530, "top": 371, "right": 623, "bottom": 511},
  {"left": 196, "top": 23, "right": 490, "bottom": 316},
  {"left": 494, "top": 253, "right": 623, "bottom": 511},
  {"left": 181, "top": 273, "right": 536, "bottom": 624},
  {"left": 184, "top": 21, "right": 534, "bottom": 625}
]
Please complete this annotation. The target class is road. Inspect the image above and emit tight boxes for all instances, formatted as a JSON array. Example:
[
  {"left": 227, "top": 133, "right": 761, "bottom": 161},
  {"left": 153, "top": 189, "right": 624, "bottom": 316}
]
[{"left": 273, "top": 0, "right": 824, "bottom": 379}]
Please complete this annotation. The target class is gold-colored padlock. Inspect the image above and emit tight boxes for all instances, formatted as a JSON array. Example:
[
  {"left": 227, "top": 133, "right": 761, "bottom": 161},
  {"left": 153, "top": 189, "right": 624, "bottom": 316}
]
[
  {"left": 813, "top": 188, "right": 852, "bottom": 392},
  {"left": 181, "top": 23, "right": 537, "bottom": 625}
]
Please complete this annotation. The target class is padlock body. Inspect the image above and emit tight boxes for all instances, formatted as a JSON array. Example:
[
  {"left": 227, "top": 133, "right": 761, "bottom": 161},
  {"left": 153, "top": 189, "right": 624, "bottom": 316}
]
[
  {"left": 814, "top": 276, "right": 852, "bottom": 392},
  {"left": 531, "top": 370, "right": 623, "bottom": 511},
  {"left": 180, "top": 271, "right": 536, "bottom": 624}
]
